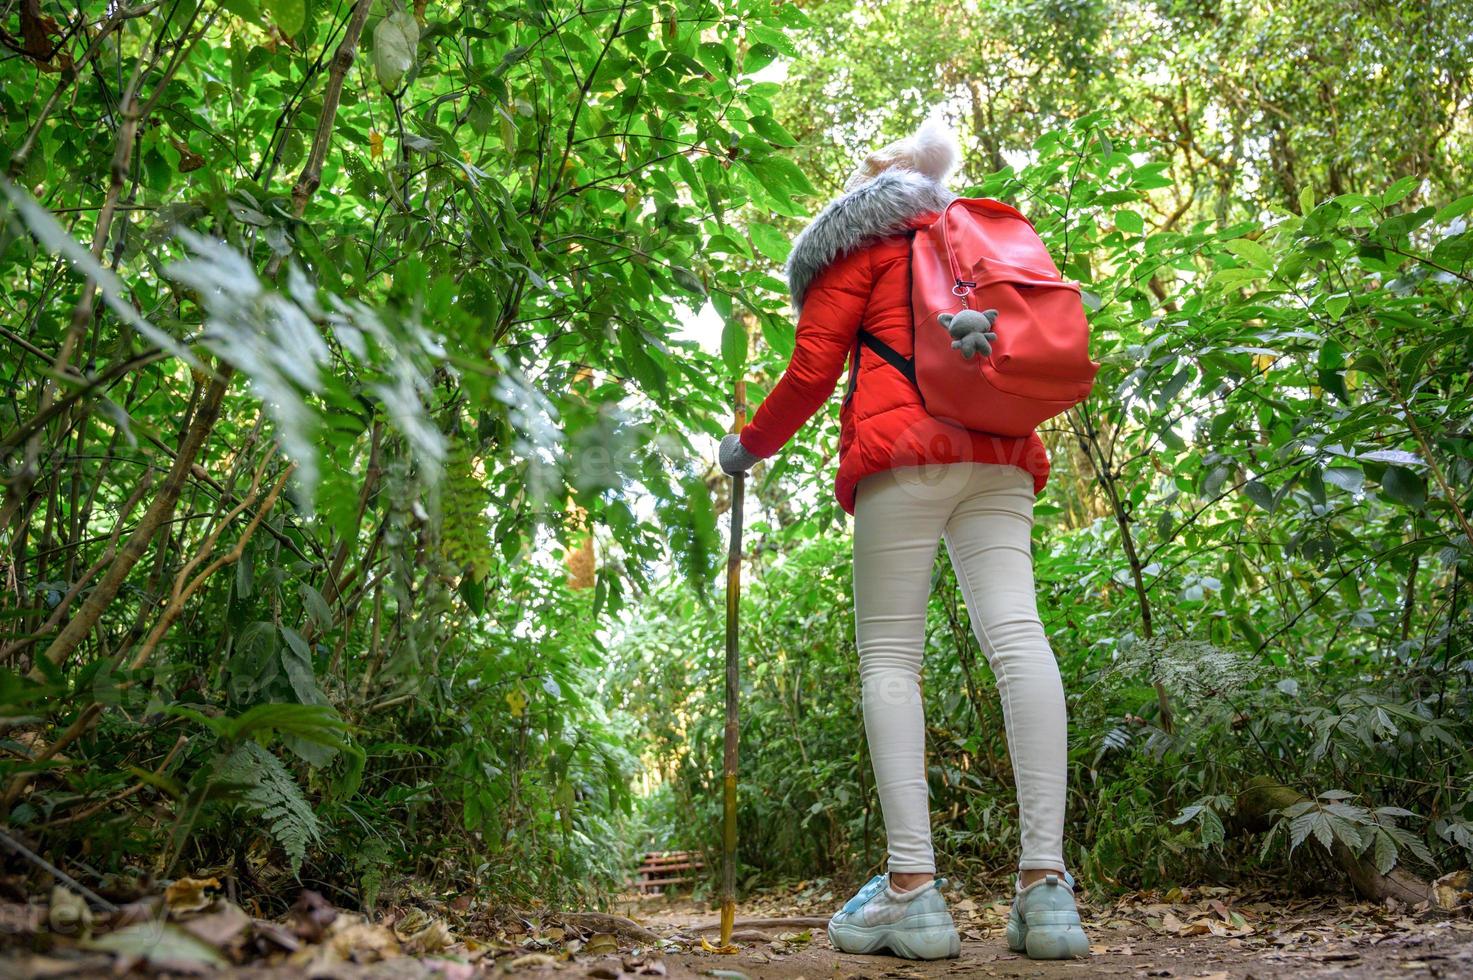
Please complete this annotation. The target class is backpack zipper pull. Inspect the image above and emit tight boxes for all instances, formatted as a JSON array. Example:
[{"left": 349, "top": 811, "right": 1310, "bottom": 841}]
[{"left": 951, "top": 278, "right": 976, "bottom": 297}]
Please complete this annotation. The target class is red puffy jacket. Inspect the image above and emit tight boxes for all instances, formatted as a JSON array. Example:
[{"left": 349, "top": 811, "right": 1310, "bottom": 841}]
[{"left": 739, "top": 170, "right": 1050, "bottom": 514}]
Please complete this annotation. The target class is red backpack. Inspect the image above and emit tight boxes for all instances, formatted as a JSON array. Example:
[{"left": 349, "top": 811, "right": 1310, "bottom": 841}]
[{"left": 907, "top": 198, "right": 1098, "bottom": 437}]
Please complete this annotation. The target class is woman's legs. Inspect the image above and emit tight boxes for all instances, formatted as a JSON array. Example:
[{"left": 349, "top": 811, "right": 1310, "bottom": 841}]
[
  {"left": 852, "top": 463, "right": 1069, "bottom": 882},
  {"left": 846, "top": 463, "right": 1081, "bottom": 960},
  {"left": 943, "top": 466, "right": 1068, "bottom": 876}
]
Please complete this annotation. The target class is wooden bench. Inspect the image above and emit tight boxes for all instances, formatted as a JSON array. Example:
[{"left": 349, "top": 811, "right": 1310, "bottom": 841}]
[{"left": 632, "top": 850, "right": 705, "bottom": 894}]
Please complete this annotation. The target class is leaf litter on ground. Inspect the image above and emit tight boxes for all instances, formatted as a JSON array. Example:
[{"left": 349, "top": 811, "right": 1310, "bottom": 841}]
[{"left": 4, "top": 874, "right": 1473, "bottom": 977}]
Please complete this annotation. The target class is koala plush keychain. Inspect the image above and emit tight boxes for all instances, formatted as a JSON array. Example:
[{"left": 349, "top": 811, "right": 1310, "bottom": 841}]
[{"left": 938, "top": 308, "right": 998, "bottom": 360}]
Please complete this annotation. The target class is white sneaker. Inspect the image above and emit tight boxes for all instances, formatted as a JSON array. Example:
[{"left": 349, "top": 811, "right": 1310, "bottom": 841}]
[
  {"left": 1005, "top": 871, "right": 1089, "bottom": 959},
  {"left": 826, "top": 874, "right": 962, "bottom": 960}
]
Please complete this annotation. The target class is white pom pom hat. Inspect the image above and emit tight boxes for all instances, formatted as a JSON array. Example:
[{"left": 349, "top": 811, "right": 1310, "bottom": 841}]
[{"left": 843, "top": 115, "right": 962, "bottom": 192}]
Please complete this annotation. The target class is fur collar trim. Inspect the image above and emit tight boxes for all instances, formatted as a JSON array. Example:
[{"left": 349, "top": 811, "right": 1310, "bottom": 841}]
[{"left": 784, "top": 169, "right": 955, "bottom": 311}]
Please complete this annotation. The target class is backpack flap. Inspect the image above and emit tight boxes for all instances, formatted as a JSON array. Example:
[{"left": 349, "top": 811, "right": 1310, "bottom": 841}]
[{"left": 911, "top": 199, "right": 1099, "bottom": 437}]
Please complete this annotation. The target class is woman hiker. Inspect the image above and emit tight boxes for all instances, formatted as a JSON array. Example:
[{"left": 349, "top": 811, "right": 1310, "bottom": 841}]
[{"left": 717, "top": 118, "right": 1090, "bottom": 962}]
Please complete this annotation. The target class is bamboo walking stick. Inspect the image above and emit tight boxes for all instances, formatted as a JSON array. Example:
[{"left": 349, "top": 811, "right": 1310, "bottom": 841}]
[{"left": 719, "top": 379, "right": 746, "bottom": 948}]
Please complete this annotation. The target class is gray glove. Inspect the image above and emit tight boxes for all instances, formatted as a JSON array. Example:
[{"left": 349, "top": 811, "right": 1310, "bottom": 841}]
[
  {"left": 719, "top": 433, "right": 761, "bottom": 475},
  {"left": 939, "top": 308, "right": 998, "bottom": 360}
]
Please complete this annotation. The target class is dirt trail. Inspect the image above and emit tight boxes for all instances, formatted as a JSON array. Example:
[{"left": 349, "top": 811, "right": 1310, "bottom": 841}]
[
  {"left": 5, "top": 883, "right": 1473, "bottom": 978},
  {"left": 635, "top": 889, "right": 1473, "bottom": 980},
  {"left": 643, "top": 916, "right": 1473, "bottom": 979}
]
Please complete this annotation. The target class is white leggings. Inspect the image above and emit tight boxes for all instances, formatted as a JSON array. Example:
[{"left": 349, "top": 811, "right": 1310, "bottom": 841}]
[{"left": 853, "top": 462, "right": 1067, "bottom": 874}]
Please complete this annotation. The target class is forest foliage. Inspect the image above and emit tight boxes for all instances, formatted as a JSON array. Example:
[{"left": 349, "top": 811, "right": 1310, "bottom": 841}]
[{"left": 0, "top": 0, "right": 1470, "bottom": 912}]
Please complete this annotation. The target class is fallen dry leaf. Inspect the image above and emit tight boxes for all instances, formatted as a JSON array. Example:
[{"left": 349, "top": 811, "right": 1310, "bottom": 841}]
[
  {"left": 327, "top": 918, "right": 402, "bottom": 963},
  {"left": 288, "top": 888, "right": 337, "bottom": 942},
  {"left": 1433, "top": 871, "right": 1470, "bottom": 910},
  {"left": 109, "top": 896, "right": 163, "bottom": 931},
  {"left": 178, "top": 899, "right": 252, "bottom": 950},
  {"left": 506, "top": 951, "right": 558, "bottom": 970},
  {"left": 1204, "top": 910, "right": 1254, "bottom": 938},
  {"left": 251, "top": 917, "right": 300, "bottom": 953},
  {"left": 11, "top": 953, "right": 113, "bottom": 978},
  {"left": 83, "top": 922, "right": 228, "bottom": 973},
  {"left": 393, "top": 906, "right": 434, "bottom": 939},
  {"left": 402, "top": 918, "right": 455, "bottom": 954},
  {"left": 47, "top": 886, "right": 93, "bottom": 937},
  {"left": 165, "top": 877, "right": 220, "bottom": 914}
]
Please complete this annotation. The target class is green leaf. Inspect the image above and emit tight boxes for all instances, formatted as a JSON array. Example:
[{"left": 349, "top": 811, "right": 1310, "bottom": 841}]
[
  {"left": 748, "top": 222, "right": 790, "bottom": 263},
  {"left": 1323, "top": 466, "right": 1364, "bottom": 495},
  {"left": 459, "top": 574, "right": 485, "bottom": 615},
  {"left": 1114, "top": 210, "right": 1143, "bottom": 234},
  {"left": 759, "top": 310, "right": 795, "bottom": 358},
  {"left": 743, "top": 42, "right": 781, "bottom": 75},
  {"left": 745, "top": 23, "right": 798, "bottom": 56},
  {"left": 618, "top": 322, "right": 667, "bottom": 398},
  {"left": 263, "top": 0, "right": 305, "bottom": 37},
  {"left": 670, "top": 265, "right": 706, "bottom": 296},
  {"left": 279, "top": 625, "right": 324, "bottom": 704},
  {"left": 220, "top": 0, "right": 260, "bottom": 20},
  {"left": 1323, "top": 292, "right": 1351, "bottom": 319},
  {"left": 1157, "top": 367, "right": 1192, "bottom": 406},
  {"left": 1234, "top": 614, "right": 1264, "bottom": 650},
  {"left": 373, "top": 10, "right": 420, "bottom": 90},
  {"left": 1373, "top": 828, "right": 1398, "bottom": 875},
  {"left": 1306, "top": 467, "right": 1326, "bottom": 505},
  {"left": 299, "top": 583, "right": 332, "bottom": 630},
  {"left": 215, "top": 702, "right": 351, "bottom": 749},
  {"left": 1379, "top": 466, "right": 1426, "bottom": 509},
  {"left": 1317, "top": 338, "right": 1350, "bottom": 404},
  {"left": 1243, "top": 480, "right": 1275, "bottom": 513},
  {"left": 1225, "top": 237, "right": 1272, "bottom": 268},
  {"left": 1358, "top": 449, "right": 1422, "bottom": 466},
  {"left": 1210, "top": 267, "right": 1266, "bottom": 288},
  {"left": 1433, "top": 194, "right": 1473, "bottom": 225},
  {"left": 1381, "top": 175, "right": 1420, "bottom": 207},
  {"left": 696, "top": 41, "right": 731, "bottom": 76},
  {"left": 749, "top": 115, "right": 796, "bottom": 147},
  {"left": 720, "top": 316, "right": 747, "bottom": 375},
  {"left": 749, "top": 156, "right": 817, "bottom": 198}
]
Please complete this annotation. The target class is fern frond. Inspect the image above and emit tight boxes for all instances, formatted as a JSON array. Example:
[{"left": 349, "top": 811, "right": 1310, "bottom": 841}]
[
  {"left": 1123, "top": 637, "right": 1255, "bottom": 708},
  {"left": 218, "top": 742, "right": 322, "bottom": 873}
]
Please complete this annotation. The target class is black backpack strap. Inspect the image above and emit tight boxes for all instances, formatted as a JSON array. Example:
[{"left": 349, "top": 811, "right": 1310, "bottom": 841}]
[
  {"left": 843, "top": 332, "right": 861, "bottom": 404},
  {"left": 857, "top": 329, "right": 918, "bottom": 388}
]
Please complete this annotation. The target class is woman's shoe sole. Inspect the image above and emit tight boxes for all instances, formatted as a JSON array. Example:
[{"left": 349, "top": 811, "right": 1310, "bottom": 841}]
[
  {"left": 1007, "top": 919, "right": 1089, "bottom": 959},
  {"left": 827, "top": 921, "right": 961, "bottom": 960}
]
